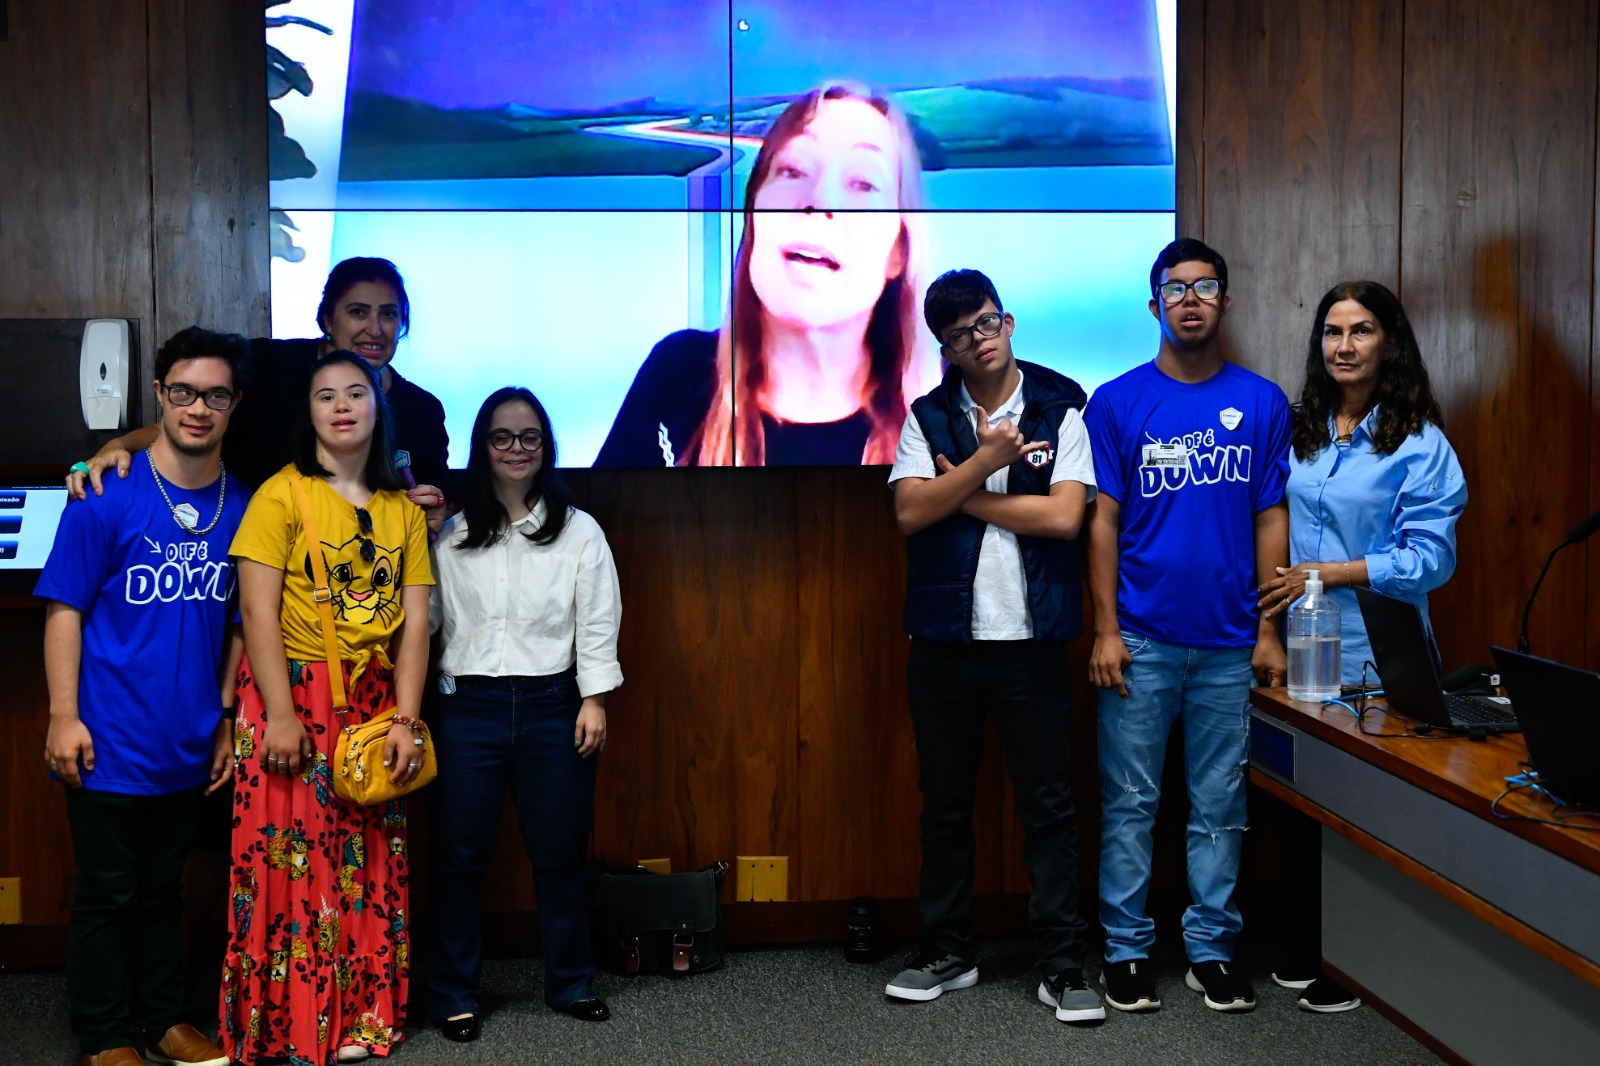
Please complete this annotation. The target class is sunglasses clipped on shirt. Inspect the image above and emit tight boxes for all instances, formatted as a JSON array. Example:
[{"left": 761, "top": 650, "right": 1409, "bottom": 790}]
[{"left": 355, "top": 507, "right": 375, "bottom": 563}]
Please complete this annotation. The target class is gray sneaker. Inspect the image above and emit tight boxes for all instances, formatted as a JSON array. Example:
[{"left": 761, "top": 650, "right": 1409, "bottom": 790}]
[
  {"left": 885, "top": 947, "right": 978, "bottom": 1001},
  {"left": 1038, "top": 968, "right": 1107, "bottom": 1023}
]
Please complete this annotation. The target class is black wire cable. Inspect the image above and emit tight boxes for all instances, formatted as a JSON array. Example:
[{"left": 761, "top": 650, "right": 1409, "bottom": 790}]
[{"left": 1490, "top": 762, "right": 1600, "bottom": 831}]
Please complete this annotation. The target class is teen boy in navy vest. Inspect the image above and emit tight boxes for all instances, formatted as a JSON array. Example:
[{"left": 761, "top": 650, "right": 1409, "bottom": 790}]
[
  {"left": 885, "top": 269, "right": 1103, "bottom": 1024},
  {"left": 1084, "top": 239, "right": 1290, "bottom": 1015},
  {"left": 39, "top": 327, "right": 252, "bottom": 1066}
]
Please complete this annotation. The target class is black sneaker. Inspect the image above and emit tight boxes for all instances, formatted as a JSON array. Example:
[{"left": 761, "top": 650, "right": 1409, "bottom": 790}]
[
  {"left": 1297, "top": 976, "right": 1361, "bottom": 1013},
  {"left": 1099, "top": 958, "right": 1161, "bottom": 1012},
  {"left": 1037, "top": 968, "right": 1106, "bottom": 1024},
  {"left": 1271, "top": 970, "right": 1317, "bottom": 991},
  {"left": 1185, "top": 960, "right": 1257, "bottom": 1012}
]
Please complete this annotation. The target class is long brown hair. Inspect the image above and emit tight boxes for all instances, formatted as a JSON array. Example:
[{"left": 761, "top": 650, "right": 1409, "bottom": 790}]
[
  {"left": 690, "top": 84, "right": 930, "bottom": 466},
  {"left": 1291, "top": 280, "right": 1443, "bottom": 461}
]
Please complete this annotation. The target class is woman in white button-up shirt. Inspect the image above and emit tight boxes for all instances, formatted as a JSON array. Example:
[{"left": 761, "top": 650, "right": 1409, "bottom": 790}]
[{"left": 423, "top": 387, "right": 623, "bottom": 1043}]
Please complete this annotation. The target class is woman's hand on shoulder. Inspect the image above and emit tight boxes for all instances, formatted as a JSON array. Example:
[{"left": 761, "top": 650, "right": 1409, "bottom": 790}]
[
  {"left": 67, "top": 446, "right": 133, "bottom": 500},
  {"left": 407, "top": 482, "right": 449, "bottom": 535}
]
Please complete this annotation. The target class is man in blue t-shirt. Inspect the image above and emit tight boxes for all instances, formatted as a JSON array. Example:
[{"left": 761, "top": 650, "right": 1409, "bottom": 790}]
[
  {"left": 38, "top": 327, "right": 251, "bottom": 1066},
  {"left": 1083, "top": 240, "right": 1290, "bottom": 1016}
]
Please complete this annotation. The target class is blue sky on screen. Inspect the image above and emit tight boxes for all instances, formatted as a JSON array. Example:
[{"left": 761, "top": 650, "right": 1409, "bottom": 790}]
[{"left": 349, "top": 0, "right": 1162, "bottom": 110}]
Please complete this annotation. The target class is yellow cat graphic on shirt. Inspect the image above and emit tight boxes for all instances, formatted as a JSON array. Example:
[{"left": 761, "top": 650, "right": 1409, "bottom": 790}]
[{"left": 304, "top": 536, "right": 403, "bottom": 627}]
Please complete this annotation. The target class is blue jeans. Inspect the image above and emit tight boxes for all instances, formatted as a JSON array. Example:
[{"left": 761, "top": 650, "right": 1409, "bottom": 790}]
[
  {"left": 424, "top": 672, "right": 598, "bottom": 1017},
  {"left": 1098, "top": 631, "right": 1253, "bottom": 965}
]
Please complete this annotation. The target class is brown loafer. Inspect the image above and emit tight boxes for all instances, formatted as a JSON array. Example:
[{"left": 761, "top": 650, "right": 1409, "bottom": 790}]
[
  {"left": 80, "top": 1049, "right": 144, "bottom": 1066},
  {"left": 146, "top": 1023, "right": 230, "bottom": 1066}
]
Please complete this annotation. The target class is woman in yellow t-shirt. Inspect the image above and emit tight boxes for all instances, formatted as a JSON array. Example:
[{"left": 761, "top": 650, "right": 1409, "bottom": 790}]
[{"left": 220, "top": 351, "right": 434, "bottom": 1065}]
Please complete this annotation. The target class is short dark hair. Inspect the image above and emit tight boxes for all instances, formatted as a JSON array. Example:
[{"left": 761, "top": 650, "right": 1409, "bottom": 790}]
[
  {"left": 291, "top": 350, "right": 405, "bottom": 491},
  {"left": 316, "top": 257, "right": 411, "bottom": 340},
  {"left": 1291, "top": 280, "right": 1442, "bottom": 460},
  {"left": 923, "top": 268, "right": 1003, "bottom": 341},
  {"left": 1149, "top": 238, "right": 1229, "bottom": 298},
  {"left": 153, "top": 326, "right": 248, "bottom": 387},
  {"left": 456, "top": 387, "right": 574, "bottom": 550}
]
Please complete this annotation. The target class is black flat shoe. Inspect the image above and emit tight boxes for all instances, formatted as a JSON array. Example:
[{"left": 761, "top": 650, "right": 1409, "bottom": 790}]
[
  {"left": 562, "top": 998, "right": 611, "bottom": 1022},
  {"left": 437, "top": 1015, "right": 480, "bottom": 1042}
]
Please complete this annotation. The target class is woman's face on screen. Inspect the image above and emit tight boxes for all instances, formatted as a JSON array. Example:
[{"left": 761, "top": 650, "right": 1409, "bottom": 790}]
[
  {"left": 748, "top": 96, "right": 907, "bottom": 332},
  {"left": 487, "top": 400, "right": 544, "bottom": 491}
]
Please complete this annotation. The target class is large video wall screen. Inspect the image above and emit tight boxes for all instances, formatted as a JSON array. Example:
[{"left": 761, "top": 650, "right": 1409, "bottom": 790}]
[{"left": 267, "top": 0, "right": 1177, "bottom": 467}]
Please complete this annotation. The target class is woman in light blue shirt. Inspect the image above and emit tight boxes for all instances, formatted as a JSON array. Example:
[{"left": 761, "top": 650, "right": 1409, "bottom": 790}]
[
  {"left": 1259, "top": 279, "right": 1466, "bottom": 683},
  {"left": 1257, "top": 279, "right": 1465, "bottom": 1014}
]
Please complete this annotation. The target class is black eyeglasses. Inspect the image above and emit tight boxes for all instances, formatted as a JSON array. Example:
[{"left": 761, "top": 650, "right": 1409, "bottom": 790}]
[
  {"left": 161, "top": 382, "right": 237, "bottom": 411},
  {"left": 487, "top": 429, "right": 545, "bottom": 452},
  {"left": 1156, "top": 278, "right": 1223, "bottom": 305},
  {"left": 942, "top": 312, "right": 1004, "bottom": 354},
  {"left": 355, "top": 507, "right": 375, "bottom": 563}
]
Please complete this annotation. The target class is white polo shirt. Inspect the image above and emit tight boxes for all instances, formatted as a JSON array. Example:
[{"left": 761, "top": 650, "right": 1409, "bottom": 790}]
[{"left": 888, "top": 370, "right": 1097, "bottom": 640}]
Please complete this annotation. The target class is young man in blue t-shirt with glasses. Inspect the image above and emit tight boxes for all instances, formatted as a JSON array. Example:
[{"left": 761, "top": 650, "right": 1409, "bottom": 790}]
[
  {"left": 39, "top": 327, "right": 251, "bottom": 1066},
  {"left": 1084, "top": 240, "right": 1290, "bottom": 1014}
]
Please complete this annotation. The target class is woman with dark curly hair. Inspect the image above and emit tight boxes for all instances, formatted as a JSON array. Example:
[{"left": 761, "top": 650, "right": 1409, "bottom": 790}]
[{"left": 1256, "top": 280, "right": 1466, "bottom": 1013}]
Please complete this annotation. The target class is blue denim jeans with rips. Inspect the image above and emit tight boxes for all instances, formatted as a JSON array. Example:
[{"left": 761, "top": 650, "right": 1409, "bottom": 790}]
[{"left": 1097, "top": 630, "right": 1254, "bottom": 965}]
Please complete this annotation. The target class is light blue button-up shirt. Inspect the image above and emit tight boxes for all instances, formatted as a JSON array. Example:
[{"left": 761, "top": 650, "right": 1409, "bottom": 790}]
[{"left": 1287, "top": 409, "right": 1467, "bottom": 682}]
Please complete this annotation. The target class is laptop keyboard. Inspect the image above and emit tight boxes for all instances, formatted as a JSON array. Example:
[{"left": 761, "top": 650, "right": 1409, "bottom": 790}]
[{"left": 1445, "top": 693, "right": 1515, "bottom": 726}]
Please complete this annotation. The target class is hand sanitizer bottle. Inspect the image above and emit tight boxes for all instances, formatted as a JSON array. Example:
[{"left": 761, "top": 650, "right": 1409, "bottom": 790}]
[{"left": 1286, "top": 569, "right": 1342, "bottom": 702}]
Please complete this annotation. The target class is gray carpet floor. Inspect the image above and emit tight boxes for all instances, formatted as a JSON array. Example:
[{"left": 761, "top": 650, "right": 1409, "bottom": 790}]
[{"left": 2, "top": 942, "right": 1439, "bottom": 1065}]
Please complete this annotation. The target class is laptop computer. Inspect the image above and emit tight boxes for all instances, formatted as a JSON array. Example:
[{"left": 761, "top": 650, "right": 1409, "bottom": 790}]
[
  {"left": 1354, "top": 587, "right": 1520, "bottom": 733},
  {"left": 1491, "top": 647, "right": 1600, "bottom": 808}
]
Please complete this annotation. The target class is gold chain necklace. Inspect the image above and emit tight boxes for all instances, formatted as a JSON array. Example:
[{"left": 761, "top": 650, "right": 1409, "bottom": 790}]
[{"left": 147, "top": 449, "right": 227, "bottom": 535}]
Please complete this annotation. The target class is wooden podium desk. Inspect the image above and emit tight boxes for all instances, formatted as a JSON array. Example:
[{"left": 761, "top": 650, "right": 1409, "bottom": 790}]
[{"left": 1247, "top": 688, "right": 1600, "bottom": 1066}]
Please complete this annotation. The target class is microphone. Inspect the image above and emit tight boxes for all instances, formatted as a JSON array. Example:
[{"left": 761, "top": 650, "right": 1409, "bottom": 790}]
[
  {"left": 394, "top": 449, "right": 416, "bottom": 491},
  {"left": 1563, "top": 508, "right": 1600, "bottom": 546},
  {"left": 1518, "top": 508, "right": 1600, "bottom": 652},
  {"left": 394, "top": 450, "right": 438, "bottom": 543}
]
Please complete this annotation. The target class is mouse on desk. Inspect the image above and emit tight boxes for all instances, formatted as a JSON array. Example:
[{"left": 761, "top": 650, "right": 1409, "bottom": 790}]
[{"left": 1440, "top": 664, "right": 1498, "bottom": 696}]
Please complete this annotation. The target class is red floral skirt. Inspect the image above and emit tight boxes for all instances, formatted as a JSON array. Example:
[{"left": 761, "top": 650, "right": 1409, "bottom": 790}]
[{"left": 219, "top": 653, "right": 410, "bottom": 1066}]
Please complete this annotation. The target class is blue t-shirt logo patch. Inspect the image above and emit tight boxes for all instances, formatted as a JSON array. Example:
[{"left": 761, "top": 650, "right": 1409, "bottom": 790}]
[
  {"left": 1027, "top": 447, "right": 1052, "bottom": 469},
  {"left": 1220, "top": 406, "right": 1244, "bottom": 431}
]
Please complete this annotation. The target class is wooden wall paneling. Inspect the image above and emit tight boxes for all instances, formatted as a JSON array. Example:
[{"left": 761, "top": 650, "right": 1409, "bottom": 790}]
[
  {"left": 0, "top": 0, "right": 154, "bottom": 319},
  {"left": 0, "top": 0, "right": 155, "bottom": 438},
  {"left": 1201, "top": 0, "right": 1404, "bottom": 385},
  {"left": 146, "top": 0, "right": 272, "bottom": 361},
  {"left": 0, "top": 609, "right": 71, "bottom": 926},
  {"left": 793, "top": 467, "right": 923, "bottom": 901},
  {"left": 1174, "top": 0, "right": 1207, "bottom": 236},
  {"left": 1591, "top": 6, "right": 1600, "bottom": 676},
  {"left": 573, "top": 469, "right": 800, "bottom": 891},
  {"left": 1399, "top": 0, "right": 1598, "bottom": 670}
]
